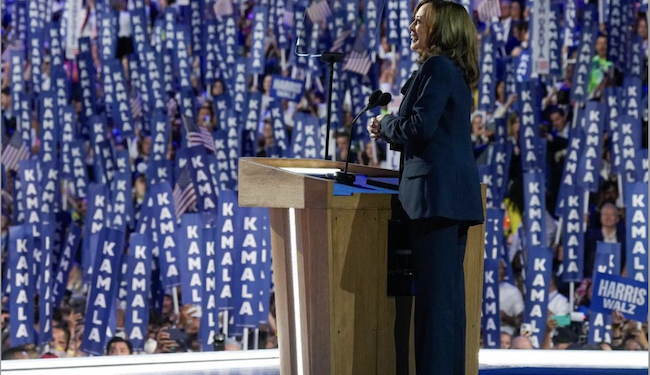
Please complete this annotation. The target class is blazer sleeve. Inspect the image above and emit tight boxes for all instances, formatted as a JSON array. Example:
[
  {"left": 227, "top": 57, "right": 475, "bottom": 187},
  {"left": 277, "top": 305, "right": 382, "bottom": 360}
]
[{"left": 380, "top": 64, "right": 450, "bottom": 144}]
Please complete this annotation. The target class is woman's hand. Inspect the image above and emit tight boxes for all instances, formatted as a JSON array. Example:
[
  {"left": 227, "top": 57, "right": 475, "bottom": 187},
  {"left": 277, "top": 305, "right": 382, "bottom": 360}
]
[{"left": 368, "top": 115, "right": 386, "bottom": 139}]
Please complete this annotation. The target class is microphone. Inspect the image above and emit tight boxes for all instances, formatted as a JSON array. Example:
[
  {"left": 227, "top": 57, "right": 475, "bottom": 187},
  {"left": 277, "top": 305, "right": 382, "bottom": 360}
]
[{"left": 334, "top": 90, "right": 393, "bottom": 185}]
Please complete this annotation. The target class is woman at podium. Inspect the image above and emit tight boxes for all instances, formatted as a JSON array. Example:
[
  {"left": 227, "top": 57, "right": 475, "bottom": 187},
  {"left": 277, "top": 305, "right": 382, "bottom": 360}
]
[{"left": 368, "top": 1, "right": 484, "bottom": 374}]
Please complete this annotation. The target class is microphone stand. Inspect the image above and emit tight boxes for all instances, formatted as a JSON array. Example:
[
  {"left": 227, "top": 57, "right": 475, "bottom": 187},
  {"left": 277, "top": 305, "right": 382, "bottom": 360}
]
[
  {"left": 320, "top": 52, "right": 343, "bottom": 161},
  {"left": 334, "top": 108, "right": 368, "bottom": 185}
]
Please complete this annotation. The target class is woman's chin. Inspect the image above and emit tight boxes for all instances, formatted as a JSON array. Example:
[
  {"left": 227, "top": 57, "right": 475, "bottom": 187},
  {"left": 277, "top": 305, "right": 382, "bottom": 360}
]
[{"left": 410, "top": 43, "right": 419, "bottom": 52}]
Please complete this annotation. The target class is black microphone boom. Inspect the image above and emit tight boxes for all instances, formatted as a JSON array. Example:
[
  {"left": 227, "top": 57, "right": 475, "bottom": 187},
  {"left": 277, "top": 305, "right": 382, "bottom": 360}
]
[{"left": 334, "top": 91, "right": 393, "bottom": 185}]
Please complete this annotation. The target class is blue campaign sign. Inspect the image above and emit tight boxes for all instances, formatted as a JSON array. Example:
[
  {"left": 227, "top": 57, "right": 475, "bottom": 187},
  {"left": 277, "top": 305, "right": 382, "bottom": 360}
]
[
  {"left": 267, "top": 100, "right": 290, "bottom": 158},
  {"left": 142, "top": 46, "right": 166, "bottom": 112},
  {"left": 623, "top": 76, "right": 642, "bottom": 121},
  {"left": 174, "top": 24, "right": 192, "bottom": 89},
  {"left": 591, "top": 273, "right": 648, "bottom": 322},
  {"left": 78, "top": 38, "right": 99, "bottom": 120},
  {"left": 483, "top": 208, "right": 502, "bottom": 349},
  {"left": 10, "top": 52, "right": 25, "bottom": 113},
  {"left": 606, "top": 88, "right": 623, "bottom": 175},
  {"left": 232, "top": 206, "right": 268, "bottom": 332},
  {"left": 517, "top": 80, "right": 542, "bottom": 172},
  {"left": 189, "top": 0, "right": 203, "bottom": 56},
  {"left": 523, "top": 171, "right": 547, "bottom": 248},
  {"left": 617, "top": 115, "right": 643, "bottom": 184},
  {"left": 16, "top": 93, "right": 32, "bottom": 147},
  {"left": 38, "top": 222, "right": 55, "bottom": 345},
  {"left": 53, "top": 224, "right": 82, "bottom": 307},
  {"left": 146, "top": 159, "right": 173, "bottom": 186},
  {"left": 108, "top": 60, "right": 135, "bottom": 137},
  {"left": 589, "top": 242, "right": 621, "bottom": 344},
  {"left": 83, "top": 183, "right": 111, "bottom": 281},
  {"left": 488, "top": 140, "right": 512, "bottom": 207},
  {"left": 39, "top": 91, "right": 59, "bottom": 165},
  {"left": 212, "top": 130, "right": 236, "bottom": 191},
  {"left": 478, "top": 33, "right": 496, "bottom": 112},
  {"left": 555, "top": 116, "right": 585, "bottom": 217},
  {"left": 69, "top": 140, "right": 90, "bottom": 199},
  {"left": 269, "top": 75, "right": 305, "bottom": 103},
  {"left": 19, "top": 159, "right": 40, "bottom": 226},
  {"left": 217, "top": 190, "right": 237, "bottom": 311},
  {"left": 624, "top": 182, "right": 648, "bottom": 283},
  {"left": 148, "top": 182, "right": 181, "bottom": 287},
  {"left": 97, "top": 139, "right": 116, "bottom": 184},
  {"left": 291, "top": 112, "right": 321, "bottom": 159},
  {"left": 151, "top": 111, "right": 170, "bottom": 161},
  {"left": 629, "top": 36, "right": 645, "bottom": 78},
  {"left": 522, "top": 246, "right": 553, "bottom": 349},
  {"left": 111, "top": 164, "right": 134, "bottom": 231},
  {"left": 202, "top": 20, "right": 218, "bottom": 85},
  {"left": 28, "top": 26, "right": 43, "bottom": 94},
  {"left": 81, "top": 228, "right": 125, "bottom": 356},
  {"left": 179, "top": 213, "right": 205, "bottom": 305},
  {"left": 607, "top": 0, "right": 624, "bottom": 70},
  {"left": 124, "top": 233, "right": 152, "bottom": 352},
  {"left": 248, "top": 5, "right": 269, "bottom": 74},
  {"left": 201, "top": 226, "right": 219, "bottom": 351},
  {"left": 61, "top": 106, "right": 77, "bottom": 179},
  {"left": 576, "top": 101, "right": 604, "bottom": 192},
  {"left": 570, "top": 23, "right": 597, "bottom": 103},
  {"left": 548, "top": 5, "right": 562, "bottom": 77},
  {"left": 9, "top": 225, "right": 36, "bottom": 346},
  {"left": 561, "top": 186, "right": 586, "bottom": 282},
  {"left": 53, "top": 212, "right": 72, "bottom": 276},
  {"left": 185, "top": 146, "right": 219, "bottom": 212}
]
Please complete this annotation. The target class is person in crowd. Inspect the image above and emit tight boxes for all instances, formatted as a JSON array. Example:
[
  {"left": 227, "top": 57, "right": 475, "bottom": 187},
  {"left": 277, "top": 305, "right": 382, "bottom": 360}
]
[
  {"left": 334, "top": 129, "right": 356, "bottom": 164},
  {"left": 106, "top": 337, "right": 133, "bottom": 356},
  {"left": 1, "top": 345, "right": 37, "bottom": 360},
  {"left": 359, "top": 140, "right": 387, "bottom": 168},
  {"left": 492, "top": 81, "right": 517, "bottom": 120},
  {"left": 511, "top": 335, "right": 533, "bottom": 349},
  {"left": 471, "top": 112, "right": 491, "bottom": 165},
  {"left": 638, "top": 16, "right": 648, "bottom": 54},
  {"left": 1, "top": 87, "right": 15, "bottom": 133},
  {"left": 588, "top": 35, "right": 612, "bottom": 100},
  {"left": 584, "top": 202, "right": 626, "bottom": 277},
  {"left": 500, "top": 332, "right": 512, "bottom": 349},
  {"left": 368, "top": 2, "right": 483, "bottom": 373},
  {"left": 547, "top": 275, "right": 571, "bottom": 317},
  {"left": 499, "top": 259, "right": 524, "bottom": 336},
  {"left": 197, "top": 100, "right": 217, "bottom": 131},
  {"left": 50, "top": 326, "right": 71, "bottom": 353}
]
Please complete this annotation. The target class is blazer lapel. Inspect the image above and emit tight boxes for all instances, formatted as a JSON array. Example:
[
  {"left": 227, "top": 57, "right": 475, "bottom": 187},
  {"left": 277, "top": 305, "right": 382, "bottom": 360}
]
[{"left": 400, "top": 70, "right": 418, "bottom": 95}]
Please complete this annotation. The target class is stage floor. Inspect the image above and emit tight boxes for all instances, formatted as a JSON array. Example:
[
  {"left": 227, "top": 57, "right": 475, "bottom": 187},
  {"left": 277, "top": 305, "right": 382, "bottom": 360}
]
[{"left": 2, "top": 349, "right": 647, "bottom": 375}]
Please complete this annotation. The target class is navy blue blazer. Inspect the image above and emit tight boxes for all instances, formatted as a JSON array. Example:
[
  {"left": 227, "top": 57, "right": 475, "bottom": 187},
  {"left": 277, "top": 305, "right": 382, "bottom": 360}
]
[{"left": 381, "top": 55, "right": 484, "bottom": 225}]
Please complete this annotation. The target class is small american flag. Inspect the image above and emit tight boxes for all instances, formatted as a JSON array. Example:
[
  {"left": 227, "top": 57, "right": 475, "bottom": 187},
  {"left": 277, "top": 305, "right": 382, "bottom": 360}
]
[
  {"left": 307, "top": 0, "right": 332, "bottom": 23},
  {"left": 1, "top": 131, "right": 31, "bottom": 172},
  {"left": 477, "top": 0, "right": 501, "bottom": 22},
  {"left": 184, "top": 115, "right": 216, "bottom": 153},
  {"left": 1, "top": 42, "right": 25, "bottom": 63},
  {"left": 173, "top": 166, "right": 197, "bottom": 218},
  {"left": 343, "top": 50, "right": 372, "bottom": 75},
  {"left": 330, "top": 30, "right": 353, "bottom": 52},
  {"left": 213, "top": 0, "right": 234, "bottom": 16},
  {"left": 130, "top": 95, "right": 143, "bottom": 120}
]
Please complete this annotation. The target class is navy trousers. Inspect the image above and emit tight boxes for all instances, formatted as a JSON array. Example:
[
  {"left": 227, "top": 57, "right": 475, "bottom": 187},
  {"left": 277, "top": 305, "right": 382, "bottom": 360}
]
[{"left": 408, "top": 217, "right": 468, "bottom": 375}]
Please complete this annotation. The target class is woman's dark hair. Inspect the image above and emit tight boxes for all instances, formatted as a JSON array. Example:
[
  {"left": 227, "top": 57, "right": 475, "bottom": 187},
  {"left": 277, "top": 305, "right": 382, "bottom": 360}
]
[
  {"left": 106, "top": 337, "right": 134, "bottom": 355},
  {"left": 414, "top": 0, "right": 480, "bottom": 88}
]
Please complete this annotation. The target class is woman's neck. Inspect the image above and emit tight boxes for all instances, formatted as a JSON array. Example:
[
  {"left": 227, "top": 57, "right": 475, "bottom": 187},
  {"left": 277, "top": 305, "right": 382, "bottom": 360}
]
[{"left": 602, "top": 226, "right": 616, "bottom": 236}]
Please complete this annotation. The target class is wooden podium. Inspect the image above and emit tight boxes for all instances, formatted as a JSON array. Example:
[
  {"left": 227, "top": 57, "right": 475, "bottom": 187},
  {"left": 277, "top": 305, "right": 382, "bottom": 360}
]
[{"left": 239, "top": 158, "right": 486, "bottom": 375}]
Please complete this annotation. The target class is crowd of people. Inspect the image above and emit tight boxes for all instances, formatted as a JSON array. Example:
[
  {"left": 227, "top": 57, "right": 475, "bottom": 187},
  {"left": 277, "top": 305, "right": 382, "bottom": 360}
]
[{"left": 0, "top": 0, "right": 648, "bottom": 361}]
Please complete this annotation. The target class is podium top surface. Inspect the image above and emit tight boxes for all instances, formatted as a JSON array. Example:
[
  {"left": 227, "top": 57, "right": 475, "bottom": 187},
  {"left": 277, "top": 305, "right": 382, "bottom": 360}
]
[{"left": 238, "top": 158, "right": 399, "bottom": 210}]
